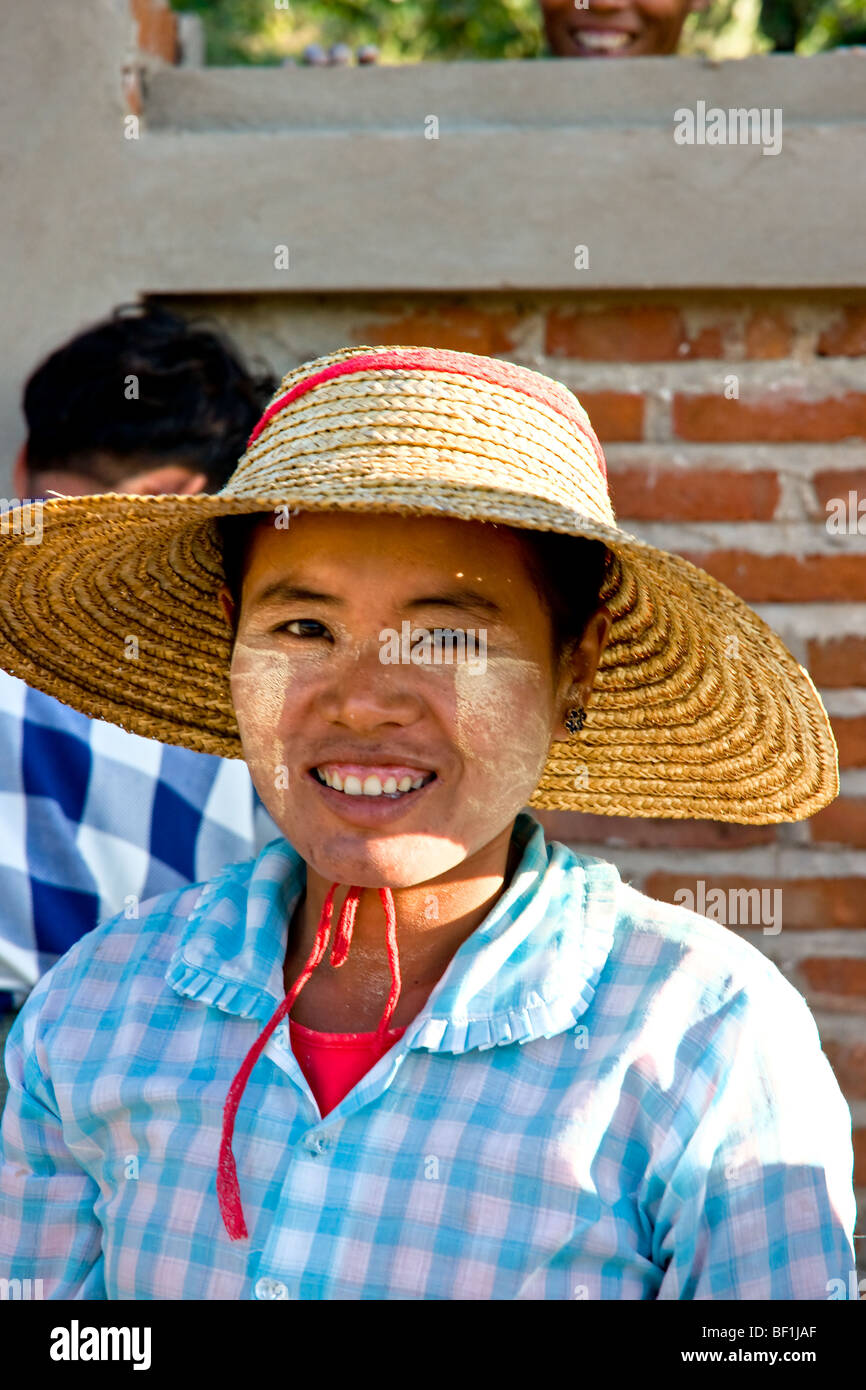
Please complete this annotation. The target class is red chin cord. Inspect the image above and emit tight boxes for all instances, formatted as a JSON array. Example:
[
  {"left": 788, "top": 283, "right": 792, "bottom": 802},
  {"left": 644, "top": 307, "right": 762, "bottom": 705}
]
[{"left": 217, "top": 883, "right": 400, "bottom": 1241}]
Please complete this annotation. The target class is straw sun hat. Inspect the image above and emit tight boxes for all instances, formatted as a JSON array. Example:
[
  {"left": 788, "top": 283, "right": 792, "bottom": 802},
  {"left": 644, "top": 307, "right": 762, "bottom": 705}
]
[{"left": 0, "top": 343, "right": 837, "bottom": 824}]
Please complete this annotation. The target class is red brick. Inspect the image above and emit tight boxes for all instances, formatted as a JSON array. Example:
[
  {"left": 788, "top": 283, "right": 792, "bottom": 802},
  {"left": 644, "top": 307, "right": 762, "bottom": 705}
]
[
  {"left": 686, "top": 326, "right": 726, "bottom": 358},
  {"left": 545, "top": 307, "right": 687, "bottom": 361},
  {"left": 808, "top": 637, "right": 866, "bottom": 688},
  {"left": 817, "top": 308, "right": 866, "bottom": 357},
  {"left": 576, "top": 392, "right": 644, "bottom": 442},
  {"left": 361, "top": 305, "right": 519, "bottom": 356},
  {"left": 855, "top": 1129, "right": 866, "bottom": 1186},
  {"left": 800, "top": 957, "right": 866, "bottom": 1001},
  {"left": 533, "top": 810, "right": 775, "bottom": 849},
  {"left": 608, "top": 467, "right": 778, "bottom": 521},
  {"left": 743, "top": 311, "right": 792, "bottom": 360},
  {"left": 131, "top": 0, "right": 178, "bottom": 62},
  {"left": 813, "top": 470, "right": 866, "bottom": 511},
  {"left": 833, "top": 716, "right": 866, "bottom": 768},
  {"left": 645, "top": 874, "right": 866, "bottom": 929},
  {"left": 823, "top": 1042, "right": 866, "bottom": 1100},
  {"left": 122, "top": 66, "right": 143, "bottom": 118},
  {"left": 810, "top": 799, "right": 866, "bottom": 848},
  {"left": 682, "top": 550, "right": 866, "bottom": 602},
  {"left": 673, "top": 392, "right": 866, "bottom": 443}
]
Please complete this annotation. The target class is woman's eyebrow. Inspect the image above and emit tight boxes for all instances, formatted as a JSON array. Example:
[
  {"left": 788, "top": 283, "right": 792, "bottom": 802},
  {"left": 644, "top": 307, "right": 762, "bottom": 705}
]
[
  {"left": 249, "top": 580, "right": 333, "bottom": 609},
  {"left": 406, "top": 588, "right": 504, "bottom": 620},
  {"left": 248, "top": 579, "right": 504, "bottom": 620}
]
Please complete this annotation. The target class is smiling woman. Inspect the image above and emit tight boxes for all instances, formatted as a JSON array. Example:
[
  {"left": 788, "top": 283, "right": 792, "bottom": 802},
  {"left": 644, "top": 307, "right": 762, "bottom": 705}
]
[
  {"left": 537, "top": 0, "right": 711, "bottom": 58},
  {"left": 0, "top": 344, "right": 855, "bottom": 1301}
]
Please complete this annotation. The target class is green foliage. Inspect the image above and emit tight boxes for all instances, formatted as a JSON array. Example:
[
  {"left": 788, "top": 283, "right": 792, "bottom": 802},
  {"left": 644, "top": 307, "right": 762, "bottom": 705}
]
[
  {"left": 679, "top": 0, "right": 770, "bottom": 59},
  {"left": 171, "top": 0, "right": 545, "bottom": 66},
  {"left": 173, "top": 0, "right": 280, "bottom": 65},
  {"left": 302, "top": 0, "right": 545, "bottom": 61},
  {"left": 759, "top": 0, "right": 818, "bottom": 48},
  {"left": 758, "top": 0, "right": 866, "bottom": 47}
]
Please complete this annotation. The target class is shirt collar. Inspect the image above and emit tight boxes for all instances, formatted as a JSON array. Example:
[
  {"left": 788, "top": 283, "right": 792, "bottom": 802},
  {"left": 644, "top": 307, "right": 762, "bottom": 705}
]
[{"left": 165, "top": 810, "right": 621, "bottom": 1053}]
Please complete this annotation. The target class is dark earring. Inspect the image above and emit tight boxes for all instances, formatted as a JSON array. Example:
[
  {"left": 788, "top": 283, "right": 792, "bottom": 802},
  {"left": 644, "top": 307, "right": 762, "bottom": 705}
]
[{"left": 564, "top": 706, "right": 586, "bottom": 735}]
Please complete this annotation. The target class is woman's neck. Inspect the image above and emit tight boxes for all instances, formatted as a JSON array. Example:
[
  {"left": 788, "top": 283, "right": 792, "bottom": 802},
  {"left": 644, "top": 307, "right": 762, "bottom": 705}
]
[{"left": 282, "top": 821, "right": 521, "bottom": 1032}]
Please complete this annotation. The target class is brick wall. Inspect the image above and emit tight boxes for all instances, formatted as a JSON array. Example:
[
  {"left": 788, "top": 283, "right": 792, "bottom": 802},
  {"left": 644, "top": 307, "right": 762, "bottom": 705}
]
[
  {"left": 130, "top": 0, "right": 178, "bottom": 64},
  {"left": 161, "top": 286, "right": 866, "bottom": 1262},
  {"left": 122, "top": 0, "right": 179, "bottom": 117}
]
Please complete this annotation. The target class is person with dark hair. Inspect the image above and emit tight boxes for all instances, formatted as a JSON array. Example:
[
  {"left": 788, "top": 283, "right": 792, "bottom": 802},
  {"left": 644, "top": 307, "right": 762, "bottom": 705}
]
[
  {"left": 0, "top": 305, "right": 280, "bottom": 1109},
  {"left": 0, "top": 345, "right": 855, "bottom": 1300},
  {"left": 15, "top": 302, "right": 274, "bottom": 499}
]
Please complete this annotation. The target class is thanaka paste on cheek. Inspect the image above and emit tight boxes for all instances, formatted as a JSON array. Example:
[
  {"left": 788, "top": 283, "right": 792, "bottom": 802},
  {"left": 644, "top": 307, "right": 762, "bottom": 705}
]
[
  {"left": 452, "top": 652, "right": 554, "bottom": 829},
  {"left": 229, "top": 638, "right": 308, "bottom": 831}
]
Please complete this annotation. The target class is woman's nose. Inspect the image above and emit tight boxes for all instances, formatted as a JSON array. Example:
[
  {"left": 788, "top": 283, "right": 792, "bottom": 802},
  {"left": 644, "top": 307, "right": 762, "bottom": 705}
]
[{"left": 318, "top": 640, "right": 424, "bottom": 728}]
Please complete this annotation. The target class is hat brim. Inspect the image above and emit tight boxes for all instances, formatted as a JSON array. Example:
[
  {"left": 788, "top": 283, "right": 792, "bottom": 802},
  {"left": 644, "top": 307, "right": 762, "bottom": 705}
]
[{"left": 0, "top": 485, "right": 838, "bottom": 824}]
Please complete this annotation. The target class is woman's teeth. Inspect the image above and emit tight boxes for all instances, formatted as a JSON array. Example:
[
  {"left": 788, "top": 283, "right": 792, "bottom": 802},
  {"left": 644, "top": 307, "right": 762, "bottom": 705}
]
[
  {"left": 314, "top": 768, "right": 434, "bottom": 797},
  {"left": 573, "top": 29, "right": 632, "bottom": 51}
]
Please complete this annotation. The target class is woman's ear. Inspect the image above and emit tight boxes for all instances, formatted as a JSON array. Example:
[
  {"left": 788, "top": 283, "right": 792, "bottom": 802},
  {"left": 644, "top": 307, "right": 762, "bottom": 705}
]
[
  {"left": 217, "top": 583, "right": 236, "bottom": 632},
  {"left": 116, "top": 464, "right": 208, "bottom": 496},
  {"left": 551, "top": 605, "right": 613, "bottom": 741}
]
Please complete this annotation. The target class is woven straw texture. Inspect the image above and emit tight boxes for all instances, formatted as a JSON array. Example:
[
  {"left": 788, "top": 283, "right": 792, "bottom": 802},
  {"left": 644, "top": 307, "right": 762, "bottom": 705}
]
[{"left": 0, "top": 344, "right": 838, "bottom": 824}]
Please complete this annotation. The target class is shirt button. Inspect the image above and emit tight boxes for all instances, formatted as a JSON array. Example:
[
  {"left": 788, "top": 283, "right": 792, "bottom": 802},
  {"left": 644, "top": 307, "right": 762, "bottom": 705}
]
[
  {"left": 255, "top": 1277, "right": 289, "bottom": 1300},
  {"left": 304, "top": 1134, "right": 330, "bottom": 1156}
]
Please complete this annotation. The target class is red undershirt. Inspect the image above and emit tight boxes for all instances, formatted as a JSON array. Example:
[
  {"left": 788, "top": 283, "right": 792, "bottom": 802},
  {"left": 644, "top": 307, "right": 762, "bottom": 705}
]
[{"left": 289, "top": 1018, "right": 408, "bottom": 1117}]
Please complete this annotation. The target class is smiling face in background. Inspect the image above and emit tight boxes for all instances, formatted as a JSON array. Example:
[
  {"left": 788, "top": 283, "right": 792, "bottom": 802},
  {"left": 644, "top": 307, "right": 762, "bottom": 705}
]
[
  {"left": 539, "top": 0, "right": 706, "bottom": 57},
  {"left": 220, "top": 511, "right": 607, "bottom": 892}
]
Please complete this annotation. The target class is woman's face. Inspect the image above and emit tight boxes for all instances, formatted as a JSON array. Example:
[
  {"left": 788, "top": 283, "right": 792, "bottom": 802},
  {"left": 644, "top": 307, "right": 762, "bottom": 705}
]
[
  {"left": 539, "top": 0, "right": 703, "bottom": 57},
  {"left": 220, "top": 511, "right": 609, "bottom": 889}
]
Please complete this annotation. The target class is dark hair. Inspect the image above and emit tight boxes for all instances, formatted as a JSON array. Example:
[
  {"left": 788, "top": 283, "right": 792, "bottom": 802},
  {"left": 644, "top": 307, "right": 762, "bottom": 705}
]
[
  {"left": 218, "top": 512, "right": 264, "bottom": 620},
  {"left": 23, "top": 302, "right": 276, "bottom": 489},
  {"left": 217, "top": 514, "right": 610, "bottom": 664},
  {"left": 518, "top": 529, "right": 611, "bottom": 662}
]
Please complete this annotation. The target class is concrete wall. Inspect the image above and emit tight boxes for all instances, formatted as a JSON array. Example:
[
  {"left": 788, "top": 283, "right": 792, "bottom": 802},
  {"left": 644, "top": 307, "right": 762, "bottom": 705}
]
[{"left": 0, "top": 1, "right": 136, "bottom": 482}]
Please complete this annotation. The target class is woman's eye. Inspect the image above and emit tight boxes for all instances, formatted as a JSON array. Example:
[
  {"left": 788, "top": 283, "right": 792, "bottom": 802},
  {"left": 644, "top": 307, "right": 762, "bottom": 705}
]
[{"left": 276, "top": 619, "right": 329, "bottom": 639}]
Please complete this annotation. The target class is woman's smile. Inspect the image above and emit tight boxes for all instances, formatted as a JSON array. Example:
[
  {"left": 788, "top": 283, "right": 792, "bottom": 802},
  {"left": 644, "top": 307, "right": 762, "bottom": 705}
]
[
  {"left": 310, "top": 762, "right": 437, "bottom": 796},
  {"left": 306, "top": 762, "right": 440, "bottom": 826}
]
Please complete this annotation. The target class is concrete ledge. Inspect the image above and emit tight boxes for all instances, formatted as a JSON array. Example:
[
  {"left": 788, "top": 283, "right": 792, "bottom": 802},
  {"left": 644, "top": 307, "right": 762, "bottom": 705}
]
[
  {"left": 130, "top": 52, "right": 866, "bottom": 292},
  {"left": 145, "top": 53, "right": 866, "bottom": 133}
]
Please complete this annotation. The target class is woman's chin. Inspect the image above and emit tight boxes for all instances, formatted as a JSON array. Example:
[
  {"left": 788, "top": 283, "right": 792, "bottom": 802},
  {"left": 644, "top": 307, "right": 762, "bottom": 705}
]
[{"left": 290, "top": 830, "right": 468, "bottom": 891}]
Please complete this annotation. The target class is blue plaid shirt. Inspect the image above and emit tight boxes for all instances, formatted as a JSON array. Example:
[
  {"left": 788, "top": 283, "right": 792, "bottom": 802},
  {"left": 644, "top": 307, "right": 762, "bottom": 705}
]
[
  {"left": 0, "top": 809, "right": 857, "bottom": 1300},
  {"left": 0, "top": 671, "right": 277, "bottom": 1011}
]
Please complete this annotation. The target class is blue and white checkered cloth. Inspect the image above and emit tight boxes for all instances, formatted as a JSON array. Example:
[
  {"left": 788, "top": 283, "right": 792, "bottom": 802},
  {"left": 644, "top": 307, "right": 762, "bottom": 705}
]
[
  {"left": 0, "top": 670, "right": 278, "bottom": 1009},
  {"left": 0, "top": 808, "right": 857, "bottom": 1299}
]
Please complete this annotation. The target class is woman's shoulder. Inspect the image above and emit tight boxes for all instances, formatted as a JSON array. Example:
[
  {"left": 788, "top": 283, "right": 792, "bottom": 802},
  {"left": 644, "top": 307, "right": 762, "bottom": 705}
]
[{"left": 603, "top": 869, "right": 810, "bottom": 1027}]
